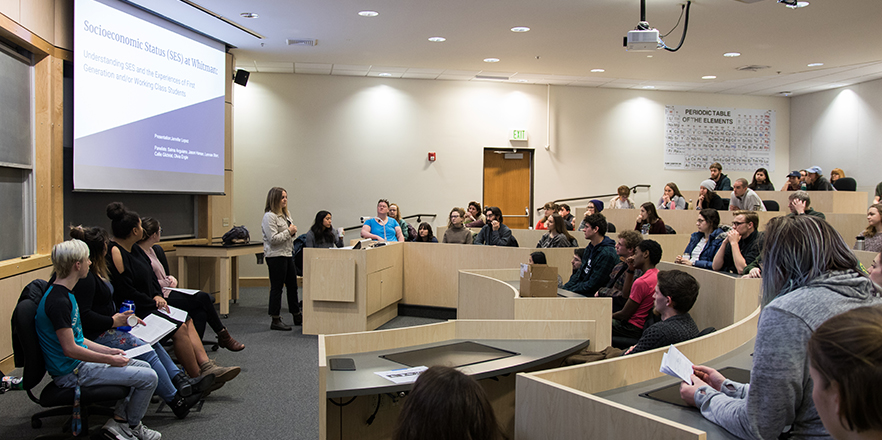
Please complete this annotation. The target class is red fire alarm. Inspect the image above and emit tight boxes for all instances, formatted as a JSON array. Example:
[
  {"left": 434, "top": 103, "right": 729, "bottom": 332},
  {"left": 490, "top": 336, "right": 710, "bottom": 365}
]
[{"left": 428, "top": 152, "right": 436, "bottom": 162}]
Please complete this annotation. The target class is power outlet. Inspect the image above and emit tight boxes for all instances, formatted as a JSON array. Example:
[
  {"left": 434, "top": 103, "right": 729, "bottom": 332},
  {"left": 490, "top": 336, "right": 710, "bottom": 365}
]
[{"left": 222, "top": 217, "right": 230, "bottom": 227}]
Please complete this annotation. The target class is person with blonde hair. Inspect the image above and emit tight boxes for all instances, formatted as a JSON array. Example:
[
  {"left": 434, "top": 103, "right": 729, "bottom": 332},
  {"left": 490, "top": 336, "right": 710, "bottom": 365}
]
[
  {"left": 535, "top": 201, "right": 558, "bottom": 230},
  {"left": 262, "top": 187, "right": 300, "bottom": 330},
  {"left": 808, "top": 306, "right": 882, "bottom": 439},
  {"left": 442, "top": 207, "right": 472, "bottom": 244},
  {"left": 829, "top": 167, "right": 845, "bottom": 184},
  {"left": 610, "top": 185, "right": 635, "bottom": 209},
  {"left": 389, "top": 203, "right": 412, "bottom": 241},
  {"left": 681, "top": 215, "right": 882, "bottom": 439}
]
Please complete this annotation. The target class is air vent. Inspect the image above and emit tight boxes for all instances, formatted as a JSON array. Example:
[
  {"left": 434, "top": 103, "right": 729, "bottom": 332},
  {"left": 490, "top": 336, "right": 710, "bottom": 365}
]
[
  {"left": 286, "top": 39, "right": 317, "bottom": 46},
  {"left": 474, "top": 75, "right": 510, "bottom": 81},
  {"left": 736, "top": 65, "right": 771, "bottom": 72}
]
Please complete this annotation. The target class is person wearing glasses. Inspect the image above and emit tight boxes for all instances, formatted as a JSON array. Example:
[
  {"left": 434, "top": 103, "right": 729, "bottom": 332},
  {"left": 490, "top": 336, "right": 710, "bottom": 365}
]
[
  {"left": 474, "top": 206, "right": 516, "bottom": 246},
  {"left": 361, "top": 199, "right": 404, "bottom": 242},
  {"left": 442, "top": 207, "right": 473, "bottom": 244},
  {"left": 713, "top": 210, "right": 762, "bottom": 275}
]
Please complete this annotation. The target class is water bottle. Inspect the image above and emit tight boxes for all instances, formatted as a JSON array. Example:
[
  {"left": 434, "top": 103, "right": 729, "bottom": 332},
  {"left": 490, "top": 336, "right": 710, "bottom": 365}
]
[
  {"left": 800, "top": 181, "right": 807, "bottom": 191},
  {"left": 855, "top": 236, "right": 865, "bottom": 251},
  {"left": 118, "top": 300, "right": 135, "bottom": 332},
  {"left": 1, "top": 375, "right": 23, "bottom": 392}
]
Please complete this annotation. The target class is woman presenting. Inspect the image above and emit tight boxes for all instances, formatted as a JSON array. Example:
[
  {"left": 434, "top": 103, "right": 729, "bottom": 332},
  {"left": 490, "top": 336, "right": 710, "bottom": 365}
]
[{"left": 262, "top": 187, "right": 300, "bottom": 331}]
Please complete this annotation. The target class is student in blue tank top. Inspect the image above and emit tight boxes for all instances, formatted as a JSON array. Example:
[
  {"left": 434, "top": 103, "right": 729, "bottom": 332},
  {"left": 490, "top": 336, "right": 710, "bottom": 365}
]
[{"left": 361, "top": 198, "right": 404, "bottom": 242}]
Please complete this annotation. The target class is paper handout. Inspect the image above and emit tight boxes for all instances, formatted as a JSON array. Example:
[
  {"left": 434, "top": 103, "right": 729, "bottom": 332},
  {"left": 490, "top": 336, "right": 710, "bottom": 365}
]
[
  {"left": 129, "top": 314, "right": 177, "bottom": 346},
  {"left": 373, "top": 366, "right": 429, "bottom": 384},
  {"left": 659, "top": 345, "right": 694, "bottom": 385}
]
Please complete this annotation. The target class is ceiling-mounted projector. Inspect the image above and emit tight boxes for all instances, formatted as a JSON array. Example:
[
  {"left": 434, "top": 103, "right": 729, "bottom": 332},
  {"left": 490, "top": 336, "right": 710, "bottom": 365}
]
[{"left": 625, "top": 27, "right": 660, "bottom": 52}]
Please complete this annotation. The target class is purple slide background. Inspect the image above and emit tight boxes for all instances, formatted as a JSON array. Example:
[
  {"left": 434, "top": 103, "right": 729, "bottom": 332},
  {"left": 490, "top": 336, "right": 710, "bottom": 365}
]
[{"left": 74, "top": 97, "right": 225, "bottom": 175}]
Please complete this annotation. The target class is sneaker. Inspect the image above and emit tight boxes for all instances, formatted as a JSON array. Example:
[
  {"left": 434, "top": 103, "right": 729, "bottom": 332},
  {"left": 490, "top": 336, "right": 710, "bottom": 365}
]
[
  {"left": 103, "top": 419, "right": 136, "bottom": 440},
  {"left": 169, "top": 392, "right": 203, "bottom": 419},
  {"left": 128, "top": 422, "right": 161, "bottom": 440}
]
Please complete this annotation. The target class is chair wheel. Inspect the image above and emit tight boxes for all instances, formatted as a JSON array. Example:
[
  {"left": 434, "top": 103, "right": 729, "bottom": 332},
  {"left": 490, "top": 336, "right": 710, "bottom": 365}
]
[
  {"left": 211, "top": 343, "right": 219, "bottom": 351},
  {"left": 31, "top": 418, "right": 42, "bottom": 428}
]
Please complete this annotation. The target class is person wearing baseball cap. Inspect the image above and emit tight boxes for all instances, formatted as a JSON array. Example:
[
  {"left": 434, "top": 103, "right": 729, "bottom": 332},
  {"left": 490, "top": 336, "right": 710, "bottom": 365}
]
[
  {"left": 781, "top": 171, "right": 801, "bottom": 192},
  {"left": 804, "top": 166, "right": 835, "bottom": 191}
]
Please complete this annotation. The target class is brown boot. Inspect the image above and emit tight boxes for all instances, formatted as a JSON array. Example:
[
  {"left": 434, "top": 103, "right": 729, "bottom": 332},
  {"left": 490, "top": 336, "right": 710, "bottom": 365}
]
[
  {"left": 217, "top": 328, "right": 245, "bottom": 351},
  {"left": 199, "top": 359, "right": 241, "bottom": 384}
]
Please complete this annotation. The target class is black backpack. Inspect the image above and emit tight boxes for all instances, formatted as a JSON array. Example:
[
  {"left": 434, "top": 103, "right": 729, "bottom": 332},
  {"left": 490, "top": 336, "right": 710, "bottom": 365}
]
[{"left": 222, "top": 225, "right": 250, "bottom": 245}]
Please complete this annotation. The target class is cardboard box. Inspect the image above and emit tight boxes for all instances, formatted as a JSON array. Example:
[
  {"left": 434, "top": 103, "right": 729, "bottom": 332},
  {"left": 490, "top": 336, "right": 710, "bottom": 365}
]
[{"left": 519, "top": 263, "right": 559, "bottom": 297}]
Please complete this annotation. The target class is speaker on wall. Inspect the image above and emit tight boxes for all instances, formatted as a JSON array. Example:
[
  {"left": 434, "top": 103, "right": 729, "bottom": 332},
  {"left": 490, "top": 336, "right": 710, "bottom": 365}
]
[{"left": 234, "top": 69, "right": 250, "bottom": 86}]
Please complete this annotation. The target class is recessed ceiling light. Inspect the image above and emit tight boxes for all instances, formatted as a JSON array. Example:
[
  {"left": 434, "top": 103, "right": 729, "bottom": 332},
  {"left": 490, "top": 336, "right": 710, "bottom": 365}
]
[
  {"left": 428, "top": 36, "right": 446, "bottom": 42},
  {"left": 646, "top": 55, "right": 653, "bottom": 58},
  {"left": 240, "top": 12, "right": 258, "bottom": 19},
  {"left": 784, "top": 1, "right": 809, "bottom": 9},
  {"left": 511, "top": 26, "right": 530, "bottom": 33},
  {"left": 483, "top": 58, "right": 500, "bottom": 63},
  {"left": 358, "top": 10, "right": 379, "bottom": 17},
  {"left": 516, "top": 79, "right": 528, "bottom": 83},
  {"left": 702, "top": 75, "right": 717, "bottom": 80},
  {"left": 590, "top": 69, "right": 605, "bottom": 73},
  {"left": 642, "top": 86, "right": 656, "bottom": 89},
  {"left": 779, "top": 91, "right": 792, "bottom": 97},
  {"left": 723, "top": 52, "right": 741, "bottom": 57},
  {"left": 378, "top": 73, "right": 392, "bottom": 77},
  {"left": 807, "top": 62, "right": 823, "bottom": 67}
]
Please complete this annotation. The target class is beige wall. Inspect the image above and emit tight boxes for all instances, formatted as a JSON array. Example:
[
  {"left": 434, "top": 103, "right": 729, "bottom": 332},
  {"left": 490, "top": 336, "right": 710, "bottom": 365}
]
[{"left": 233, "top": 74, "right": 789, "bottom": 277}]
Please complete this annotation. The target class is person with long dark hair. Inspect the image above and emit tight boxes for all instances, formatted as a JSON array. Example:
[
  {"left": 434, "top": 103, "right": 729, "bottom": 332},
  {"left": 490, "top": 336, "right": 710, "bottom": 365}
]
[
  {"left": 680, "top": 215, "right": 882, "bottom": 439},
  {"left": 635, "top": 202, "right": 667, "bottom": 234},
  {"left": 748, "top": 167, "right": 775, "bottom": 191},
  {"left": 262, "top": 187, "right": 301, "bottom": 330},
  {"left": 675, "top": 209, "right": 726, "bottom": 269},
  {"left": 657, "top": 182, "right": 687, "bottom": 210},
  {"left": 537, "top": 213, "right": 577, "bottom": 248},
  {"left": 138, "top": 217, "right": 244, "bottom": 351},
  {"left": 413, "top": 222, "right": 437, "bottom": 242},
  {"left": 696, "top": 180, "right": 726, "bottom": 211},
  {"left": 393, "top": 366, "right": 503, "bottom": 440},
  {"left": 305, "top": 210, "right": 343, "bottom": 248}
]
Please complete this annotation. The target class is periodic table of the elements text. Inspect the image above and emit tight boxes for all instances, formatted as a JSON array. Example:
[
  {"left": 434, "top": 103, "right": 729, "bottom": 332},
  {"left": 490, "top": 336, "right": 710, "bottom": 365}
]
[{"left": 664, "top": 105, "right": 775, "bottom": 172}]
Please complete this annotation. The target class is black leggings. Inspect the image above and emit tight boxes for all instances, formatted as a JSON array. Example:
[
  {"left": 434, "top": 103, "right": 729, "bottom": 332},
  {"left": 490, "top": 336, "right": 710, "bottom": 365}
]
[
  {"left": 166, "top": 290, "right": 224, "bottom": 339},
  {"left": 266, "top": 256, "right": 299, "bottom": 317}
]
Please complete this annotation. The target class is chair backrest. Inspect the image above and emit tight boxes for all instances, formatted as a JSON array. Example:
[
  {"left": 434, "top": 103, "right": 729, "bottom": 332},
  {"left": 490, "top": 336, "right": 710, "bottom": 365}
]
[
  {"left": 664, "top": 224, "right": 676, "bottom": 234},
  {"left": 762, "top": 200, "right": 780, "bottom": 211},
  {"left": 12, "top": 283, "right": 49, "bottom": 391},
  {"left": 833, "top": 177, "right": 857, "bottom": 191},
  {"left": 696, "top": 327, "right": 716, "bottom": 337}
]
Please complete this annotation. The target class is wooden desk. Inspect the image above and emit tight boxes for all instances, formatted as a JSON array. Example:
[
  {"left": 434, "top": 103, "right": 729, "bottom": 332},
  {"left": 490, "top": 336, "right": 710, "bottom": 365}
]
[
  {"left": 318, "top": 319, "right": 596, "bottom": 440},
  {"left": 174, "top": 241, "right": 263, "bottom": 316}
]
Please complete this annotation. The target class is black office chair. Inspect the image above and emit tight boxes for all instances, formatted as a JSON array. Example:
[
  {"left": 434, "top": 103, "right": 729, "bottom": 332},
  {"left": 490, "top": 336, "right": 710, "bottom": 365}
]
[
  {"left": 762, "top": 200, "right": 779, "bottom": 212},
  {"left": 833, "top": 177, "right": 857, "bottom": 191},
  {"left": 720, "top": 198, "right": 730, "bottom": 207},
  {"left": 664, "top": 225, "right": 676, "bottom": 234},
  {"left": 607, "top": 222, "right": 617, "bottom": 233},
  {"left": 611, "top": 313, "right": 659, "bottom": 349},
  {"left": 12, "top": 279, "right": 129, "bottom": 437}
]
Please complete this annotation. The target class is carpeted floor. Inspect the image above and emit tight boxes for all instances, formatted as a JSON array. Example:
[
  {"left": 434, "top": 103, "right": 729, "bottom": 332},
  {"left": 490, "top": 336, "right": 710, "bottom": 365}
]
[{"left": 0, "top": 286, "right": 441, "bottom": 440}]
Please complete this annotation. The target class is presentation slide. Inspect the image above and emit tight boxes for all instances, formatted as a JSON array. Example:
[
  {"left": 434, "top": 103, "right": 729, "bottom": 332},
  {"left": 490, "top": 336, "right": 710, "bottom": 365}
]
[{"left": 74, "top": 0, "right": 226, "bottom": 194}]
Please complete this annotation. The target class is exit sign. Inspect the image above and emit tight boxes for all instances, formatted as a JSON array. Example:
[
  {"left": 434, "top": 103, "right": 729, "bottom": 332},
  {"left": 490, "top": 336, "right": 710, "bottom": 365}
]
[{"left": 511, "top": 129, "right": 528, "bottom": 141}]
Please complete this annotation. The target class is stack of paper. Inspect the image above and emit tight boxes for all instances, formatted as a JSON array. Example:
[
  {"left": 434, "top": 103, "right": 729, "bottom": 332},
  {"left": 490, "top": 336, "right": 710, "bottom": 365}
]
[
  {"left": 157, "top": 305, "right": 188, "bottom": 323},
  {"left": 373, "top": 366, "right": 428, "bottom": 384},
  {"left": 129, "top": 314, "right": 177, "bottom": 345},
  {"left": 659, "top": 345, "right": 694, "bottom": 385}
]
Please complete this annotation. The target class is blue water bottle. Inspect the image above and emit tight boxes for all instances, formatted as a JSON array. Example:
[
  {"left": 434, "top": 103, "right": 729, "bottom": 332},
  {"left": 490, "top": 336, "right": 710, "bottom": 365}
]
[{"left": 118, "top": 300, "right": 135, "bottom": 332}]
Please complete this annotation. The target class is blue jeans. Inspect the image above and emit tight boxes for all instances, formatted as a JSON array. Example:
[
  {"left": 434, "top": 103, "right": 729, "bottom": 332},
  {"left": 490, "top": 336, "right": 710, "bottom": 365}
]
[
  {"left": 54, "top": 359, "right": 157, "bottom": 427},
  {"left": 94, "top": 329, "right": 180, "bottom": 402}
]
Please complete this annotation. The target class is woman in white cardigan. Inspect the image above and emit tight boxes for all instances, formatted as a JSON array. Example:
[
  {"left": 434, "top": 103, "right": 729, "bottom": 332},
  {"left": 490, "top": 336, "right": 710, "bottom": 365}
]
[{"left": 261, "top": 186, "right": 299, "bottom": 331}]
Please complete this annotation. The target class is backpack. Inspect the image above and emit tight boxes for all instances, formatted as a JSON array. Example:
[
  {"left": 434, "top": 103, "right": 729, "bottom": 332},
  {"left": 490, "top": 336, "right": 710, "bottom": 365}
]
[{"left": 222, "top": 225, "right": 250, "bottom": 245}]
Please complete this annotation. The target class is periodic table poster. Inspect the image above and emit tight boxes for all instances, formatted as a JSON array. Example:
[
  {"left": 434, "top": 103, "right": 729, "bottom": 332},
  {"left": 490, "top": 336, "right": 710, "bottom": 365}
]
[{"left": 664, "top": 105, "right": 775, "bottom": 171}]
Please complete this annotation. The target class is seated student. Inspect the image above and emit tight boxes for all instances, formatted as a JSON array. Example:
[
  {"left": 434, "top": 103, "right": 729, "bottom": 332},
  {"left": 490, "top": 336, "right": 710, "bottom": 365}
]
[
  {"left": 305, "top": 210, "right": 344, "bottom": 248},
  {"left": 413, "top": 222, "right": 438, "bottom": 242},
  {"left": 559, "top": 247, "right": 584, "bottom": 288},
  {"left": 37, "top": 239, "right": 161, "bottom": 440},
  {"left": 787, "top": 191, "right": 825, "bottom": 219},
  {"left": 557, "top": 203, "right": 576, "bottom": 230},
  {"left": 442, "top": 207, "right": 472, "bottom": 244},
  {"left": 829, "top": 167, "right": 845, "bottom": 185},
  {"left": 138, "top": 217, "right": 245, "bottom": 351},
  {"left": 105, "top": 203, "right": 240, "bottom": 384},
  {"left": 389, "top": 203, "right": 413, "bottom": 241},
  {"left": 595, "top": 230, "right": 643, "bottom": 312},
  {"left": 809, "top": 306, "right": 882, "bottom": 440},
  {"left": 713, "top": 210, "right": 762, "bottom": 275},
  {"left": 361, "top": 199, "right": 404, "bottom": 242},
  {"left": 464, "top": 201, "right": 486, "bottom": 228},
  {"left": 728, "top": 178, "right": 766, "bottom": 211},
  {"left": 696, "top": 180, "right": 726, "bottom": 211},
  {"left": 577, "top": 200, "right": 604, "bottom": 231},
  {"left": 709, "top": 162, "right": 733, "bottom": 192},
  {"left": 781, "top": 171, "right": 802, "bottom": 192},
  {"left": 535, "top": 201, "right": 557, "bottom": 230},
  {"left": 69, "top": 226, "right": 212, "bottom": 419},
  {"left": 529, "top": 251, "right": 563, "bottom": 287},
  {"left": 871, "top": 251, "right": 882, "bottom": 291},
  {"left": 657, "top": 182, "right": 687, "bottom": 210},
  {"left": 563, "top": 213, "right": 617, "bottom": 296},
  {"left": 804, "top": 166, "right": 835, "bottom": 191},
  {"left": 393, "top": 366, "right": 503, "bottom": 440},
  {"left": 856, "top": 204, "right": 882, "bottom": 253},
  {"left": 610, "top": 185, "right": 635, "bottom": 210},
  {"left": 681, "top": 215, "right": 882, "bottom": 440},
  {"left": 675, "top": 209, "right": 726, "bottom": 270},
  {"left": 748, "top": 167, "right": 775, "bottom": 191},
  {"left": 623, "top": 269, "right": 700, "bottom": 355},
  {"left": 875, "top": 181, "right": 881, "bottom": 204},
  {"left": 537, "top": 213, "right": 577, "bottom": 248},
  {"left": 474, "top": 206, "right": 516, "bottom": 246},
  {"left": 635, "top": 202, "right": 667, "bottom": 235},
  {"left": 611, "top": 239, "right": 662, "bottom": 340}
]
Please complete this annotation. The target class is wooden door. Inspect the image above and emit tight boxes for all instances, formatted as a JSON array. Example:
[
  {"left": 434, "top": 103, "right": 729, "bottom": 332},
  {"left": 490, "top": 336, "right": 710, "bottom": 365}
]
[{"left": 483, "top": 149, "right": 532, "bottom": 229}]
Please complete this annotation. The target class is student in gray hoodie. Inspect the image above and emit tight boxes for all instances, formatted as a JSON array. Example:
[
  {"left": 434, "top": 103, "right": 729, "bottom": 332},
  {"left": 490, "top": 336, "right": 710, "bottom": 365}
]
[{"left": 680, "top": 215, "right": 882, "bottom": 440}]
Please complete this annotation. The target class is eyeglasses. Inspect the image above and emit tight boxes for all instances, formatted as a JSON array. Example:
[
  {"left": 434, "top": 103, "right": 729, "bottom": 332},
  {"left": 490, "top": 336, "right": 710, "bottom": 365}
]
[
  {"left": 732, "top": 221, "right": 745, "bottom": 226},
  {"left": 450, "top": 214, "right": 460, "bottom": 218}
]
